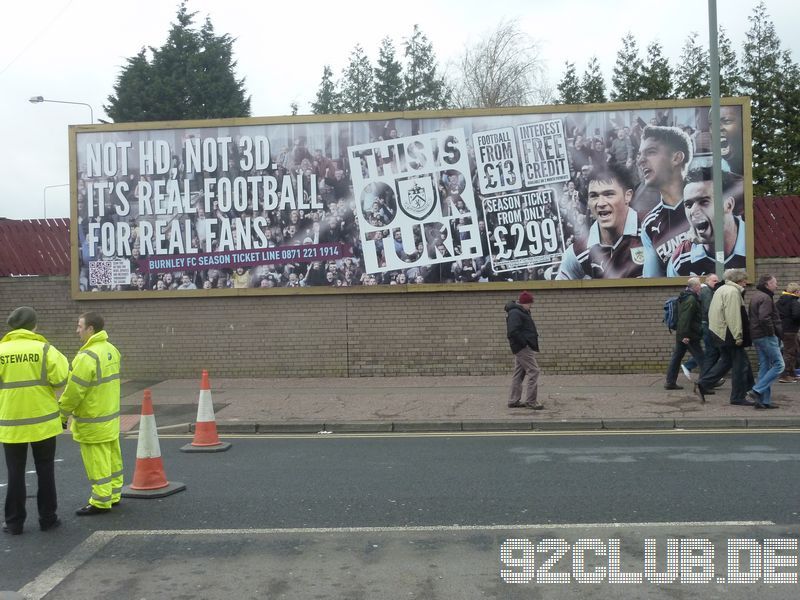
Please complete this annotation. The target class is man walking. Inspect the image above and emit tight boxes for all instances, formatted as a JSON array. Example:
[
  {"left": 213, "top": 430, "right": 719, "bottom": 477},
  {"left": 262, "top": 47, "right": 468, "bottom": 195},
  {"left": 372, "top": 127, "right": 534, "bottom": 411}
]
[
  {"left": 0, "top": 307, "right": 68, "bottom": 535},
  {"left": 59, "top": 312, "right": 123, "bottom": 515},
  {"left": 665, "top": 278, "right": 705, "bottom": 390},
  {"left": 776, "top": 282, "right": 800, "bottom": 383},
  {"left": 746, "top": 275, "right": 784, "bottom": 408},
  {"left": 505, "top": 291, "right": 544, "bottom": 410},
  {"left": 695, "top": 269, "right": 754, "bottom": 404},
  {"left": 682, "top": 273, "right": 722, "bottom": 381}
]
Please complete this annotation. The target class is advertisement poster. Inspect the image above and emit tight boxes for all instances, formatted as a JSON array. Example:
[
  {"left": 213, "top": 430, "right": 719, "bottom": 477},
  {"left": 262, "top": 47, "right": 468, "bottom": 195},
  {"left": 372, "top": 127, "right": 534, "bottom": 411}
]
[{"left": 70, "top": 98, "right": 750, "bottom": 296}]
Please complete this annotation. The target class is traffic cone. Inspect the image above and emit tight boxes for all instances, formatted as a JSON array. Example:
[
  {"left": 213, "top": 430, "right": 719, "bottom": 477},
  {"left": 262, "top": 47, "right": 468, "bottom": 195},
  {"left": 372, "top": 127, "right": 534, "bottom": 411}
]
[
  {"left": 121, "top": 389, "right": 186, "bottom": 498},
  {"left": 181, "top": 369, "right": 231, "bottom": 453}
]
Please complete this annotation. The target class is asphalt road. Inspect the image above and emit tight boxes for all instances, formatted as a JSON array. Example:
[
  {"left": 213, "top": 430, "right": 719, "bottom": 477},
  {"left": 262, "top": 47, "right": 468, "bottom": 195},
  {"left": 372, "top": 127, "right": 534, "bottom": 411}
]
[{"left": 3, "top": 430, "right": 800, "bottom": 598}]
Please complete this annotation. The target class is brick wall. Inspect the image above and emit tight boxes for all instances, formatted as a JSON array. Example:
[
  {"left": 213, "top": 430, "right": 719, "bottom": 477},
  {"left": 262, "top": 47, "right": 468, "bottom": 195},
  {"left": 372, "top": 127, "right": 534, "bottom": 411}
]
[{"left": 2, "top": 257, "right": 797, "bottom": 378}]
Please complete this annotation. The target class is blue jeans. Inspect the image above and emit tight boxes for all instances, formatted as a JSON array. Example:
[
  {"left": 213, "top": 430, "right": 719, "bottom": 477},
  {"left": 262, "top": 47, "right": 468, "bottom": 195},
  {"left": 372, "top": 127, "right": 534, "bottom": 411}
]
[{"left": 752, "top": 336, "right": 785, "bottom": 405}]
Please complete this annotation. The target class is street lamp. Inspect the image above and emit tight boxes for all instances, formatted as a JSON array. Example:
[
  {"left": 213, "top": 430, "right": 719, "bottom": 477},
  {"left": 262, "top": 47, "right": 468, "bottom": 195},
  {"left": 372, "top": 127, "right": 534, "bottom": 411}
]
[
  {"left": 43, "top": 184, "right": 69, "bottom": 219},
  {"left": 29, "top": 95, "right": 94, "bottom": 123}
]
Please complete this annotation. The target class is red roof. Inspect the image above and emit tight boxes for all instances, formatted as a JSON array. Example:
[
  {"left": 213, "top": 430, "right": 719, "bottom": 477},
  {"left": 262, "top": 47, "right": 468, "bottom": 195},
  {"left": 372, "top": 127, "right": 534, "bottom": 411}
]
[
  {"left": 0, "top": 198, "right": 798, "bottom": 276},
  {"left": 752, "top": 196, "right": 800, "bottom": 258},
  {"left": 0, "top": 218, "right": 70, "bottom": 276}
]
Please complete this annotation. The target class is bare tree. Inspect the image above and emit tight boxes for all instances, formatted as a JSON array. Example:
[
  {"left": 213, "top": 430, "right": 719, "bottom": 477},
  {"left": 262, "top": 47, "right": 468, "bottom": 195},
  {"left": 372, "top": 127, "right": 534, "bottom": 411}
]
[{"left": 449, "top": 20, "right": 546, "bottom": 108}]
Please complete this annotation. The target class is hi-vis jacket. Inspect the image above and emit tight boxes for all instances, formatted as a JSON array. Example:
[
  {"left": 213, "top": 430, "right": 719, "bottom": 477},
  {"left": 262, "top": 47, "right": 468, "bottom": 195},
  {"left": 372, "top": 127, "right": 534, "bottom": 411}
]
[
  {"left": 60, "top": 331, "right": 121, "bottom": 443},
  {"left": 0, "top": 329, "right": 69, "bottom": 444}
]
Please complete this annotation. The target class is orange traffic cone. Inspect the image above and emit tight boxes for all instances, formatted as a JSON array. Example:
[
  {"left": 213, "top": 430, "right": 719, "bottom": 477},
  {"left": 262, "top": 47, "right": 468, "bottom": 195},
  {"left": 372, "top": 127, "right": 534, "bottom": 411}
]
[
  {"left": 121, "top": 389, "right": 186, "bottom": 498},
  {"left": 181, "top": 370, "right": 231, "bottom": 453}
]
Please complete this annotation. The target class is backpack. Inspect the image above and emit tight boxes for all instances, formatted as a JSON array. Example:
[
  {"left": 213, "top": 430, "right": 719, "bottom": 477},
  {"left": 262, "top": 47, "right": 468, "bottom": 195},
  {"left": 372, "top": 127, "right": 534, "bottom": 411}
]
[{"left": 663, "top": 296, "right": 679, "bottom": 332}]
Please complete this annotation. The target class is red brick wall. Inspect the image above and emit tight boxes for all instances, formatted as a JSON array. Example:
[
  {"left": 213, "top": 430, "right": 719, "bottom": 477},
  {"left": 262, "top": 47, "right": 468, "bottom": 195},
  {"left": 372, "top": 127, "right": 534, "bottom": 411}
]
[{"left": 2, "top": 257, "right": 798, "bottom": 378}]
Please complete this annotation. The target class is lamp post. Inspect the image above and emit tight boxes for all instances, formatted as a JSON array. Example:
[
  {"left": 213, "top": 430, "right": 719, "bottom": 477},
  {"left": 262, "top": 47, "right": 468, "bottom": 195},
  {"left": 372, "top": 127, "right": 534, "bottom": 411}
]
[
  {"left": 43, "top": 184, "right": 69, "bottom": 219},
  {"left": 708, "top": 0, "right": 725, "bottom": 278},
  {"left": 29, "top": 96, "right": 94, "bottom": 123}
]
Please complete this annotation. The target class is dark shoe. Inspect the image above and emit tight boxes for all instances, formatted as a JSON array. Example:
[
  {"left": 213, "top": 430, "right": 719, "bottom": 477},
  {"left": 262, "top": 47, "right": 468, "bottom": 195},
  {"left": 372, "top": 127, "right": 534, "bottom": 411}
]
[
  {"left": 40, "top": 518, "right": 61, "bottom": 532},
  {"left": 754, "top": 401, "right": 767, "bottom": 409},
  {"left": 765, "top": 403, "right": 779, "bottom": 409},
  {"left": 713, "top": 378, "right": 726, "bottom": 388},
  {"left": 526, "top": 404, "right": 545, "bottom": 410},
  {"left": 2, "top": 523, "right": 23, "bottom": 535},
  {"left": 693, "top": 383, "right": 705, "bottom": 403},
  {"left": 778, "top": 376, "right": 797, "bottom": 383},
  {"left": 75, "top": 504, "right": 110, "bottom": 516},
  {"left": 508, "top": 402, "right": 525, "bottom": 408},
  {"left": 745, "top": 390, "right": 761, "bottom": 405},
  {"left": 664, "top": 382, "right": 683, "bottom": 390},
  {"left": 731, "top": 399, "right": 756, "bottom": 406}
]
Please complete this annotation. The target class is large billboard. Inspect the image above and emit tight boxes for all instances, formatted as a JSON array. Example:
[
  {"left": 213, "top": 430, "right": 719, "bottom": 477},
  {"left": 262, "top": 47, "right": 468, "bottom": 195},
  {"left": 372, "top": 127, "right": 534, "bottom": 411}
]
[{"left": 69, "top": 98, "right": 752, "bottom": 297}]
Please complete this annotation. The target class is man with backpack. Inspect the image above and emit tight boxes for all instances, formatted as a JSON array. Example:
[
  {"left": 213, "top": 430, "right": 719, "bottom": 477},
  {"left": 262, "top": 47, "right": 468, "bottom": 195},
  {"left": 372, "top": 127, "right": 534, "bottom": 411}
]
[{"left": 664, "top": 278, "right": 705, "bottom": 390}]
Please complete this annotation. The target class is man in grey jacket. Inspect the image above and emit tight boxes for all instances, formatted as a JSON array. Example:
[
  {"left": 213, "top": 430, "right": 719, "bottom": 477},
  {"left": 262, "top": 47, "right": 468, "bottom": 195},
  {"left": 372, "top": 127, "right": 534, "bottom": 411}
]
[{"left": 505, "top": 291, "right": 544, "bottom": 410}]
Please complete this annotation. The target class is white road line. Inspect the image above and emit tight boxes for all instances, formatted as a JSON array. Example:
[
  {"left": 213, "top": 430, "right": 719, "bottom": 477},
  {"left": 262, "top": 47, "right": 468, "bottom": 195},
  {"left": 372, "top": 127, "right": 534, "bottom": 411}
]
[
  {"left": 109, "top": 520, "right": 777, "bottom": 535},
  {"left": 14, "top": 520, "right": 776, "bottom": 597},
  {"left": 17, "top": 531, "right": 116, "bottom": 600},
  {"left": 152, "top": 428, "right": 800, "bottom": 440}
]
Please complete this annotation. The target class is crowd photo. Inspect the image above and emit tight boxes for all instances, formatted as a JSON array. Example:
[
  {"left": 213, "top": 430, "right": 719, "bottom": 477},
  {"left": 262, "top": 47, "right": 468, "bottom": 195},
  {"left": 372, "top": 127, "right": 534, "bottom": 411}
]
[{"left": 74, "top": 102, "right": 747, "bottom": 292}]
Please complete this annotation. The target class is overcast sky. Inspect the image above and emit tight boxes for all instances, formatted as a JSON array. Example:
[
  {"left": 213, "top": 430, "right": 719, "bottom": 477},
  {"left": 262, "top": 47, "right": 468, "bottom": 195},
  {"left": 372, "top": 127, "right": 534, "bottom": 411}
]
[{"left": 1, "top": 0, "right": 797, "bottom": 220}]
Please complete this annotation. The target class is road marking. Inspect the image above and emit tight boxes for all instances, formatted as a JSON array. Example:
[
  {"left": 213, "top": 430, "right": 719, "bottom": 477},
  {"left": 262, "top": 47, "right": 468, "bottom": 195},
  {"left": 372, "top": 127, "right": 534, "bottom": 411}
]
[
  {"left": 110, "top": 520, "right": 777, "bottom": 535},
  {"left": 150, "top": 428, "right": 800, "bottom": 440},
  {"left": 14, "top": 520, "right": 776, "bottom": 598},
  {"left": 17, "top": 530, "right": 116, "bottom": 600}
]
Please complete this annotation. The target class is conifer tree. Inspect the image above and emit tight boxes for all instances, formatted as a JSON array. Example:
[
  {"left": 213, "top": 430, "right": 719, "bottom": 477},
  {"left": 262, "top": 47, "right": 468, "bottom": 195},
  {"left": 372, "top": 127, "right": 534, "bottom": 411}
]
[
  {"left": 718, "top": 27, "right": 741, "bottom": 97},
  {"left": 311, "top": 66, "right": 340, "bottom": 114},
  {"left": 582, "top": 56, "right": 607, "bottom": 103},
  {"left": 742, "top": 1, "right": 787, "bottom": 194},
  {"left": 641, "top": 41, "right": 672, "bottom": 99},
  {"left": 373, "top": 37, "right": 405, "bottom": 112},
  {"left": 673, "top": 32, "right": 709, "bottom": 99},
  {"left": 105, "top": 2, "right": 250, "bottom": 122},
  {"left": 557, "top": 62, "right": 582, "bottom": 104},
  {"left": 403, "top": 25, "right": 451, "bottom": 110},
  {"left": 610, "top": 33, "right": 645, "bottom": 101},
  {"left": 339, "top": 44, "right": 375, "bottom": 114}
]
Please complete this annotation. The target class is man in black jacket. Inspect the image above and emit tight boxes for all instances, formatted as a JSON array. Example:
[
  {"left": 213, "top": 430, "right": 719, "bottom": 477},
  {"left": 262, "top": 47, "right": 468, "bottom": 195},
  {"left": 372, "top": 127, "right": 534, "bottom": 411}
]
[
  {"left": 505, "top": 291, "right": 544, "bottom": 410},
  {"left": 777, "top": 282, "right": 800, "bottom": 383},
  {"left": 665, "top": 278, "right": 705, "bottom": 390}
]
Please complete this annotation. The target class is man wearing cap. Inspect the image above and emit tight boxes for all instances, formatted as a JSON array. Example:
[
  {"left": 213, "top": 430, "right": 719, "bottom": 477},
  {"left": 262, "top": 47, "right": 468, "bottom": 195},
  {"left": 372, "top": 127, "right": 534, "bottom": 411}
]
[
  {"left": 59, "top": 312, "right": 123, "bottom": 516},
  {"left": 505, "top": 291, "right": 544, "bottom": 410},
  {"left": 0, "top": 307, "right": 69, "bottom": 535}
]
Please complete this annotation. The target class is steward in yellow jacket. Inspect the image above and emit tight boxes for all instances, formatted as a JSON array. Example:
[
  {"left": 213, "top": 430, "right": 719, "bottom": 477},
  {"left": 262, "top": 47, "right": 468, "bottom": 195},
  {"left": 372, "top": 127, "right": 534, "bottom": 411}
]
[
  {"left": 60, "top": 312, "right": 123, "bottom": 516},
  {"left": 0, "top": 306, "right": 68, "bottom": 535}
]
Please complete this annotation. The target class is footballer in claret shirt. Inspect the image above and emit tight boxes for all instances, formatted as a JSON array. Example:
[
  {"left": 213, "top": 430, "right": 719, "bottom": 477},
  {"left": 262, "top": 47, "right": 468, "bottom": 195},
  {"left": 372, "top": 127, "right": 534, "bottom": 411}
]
[
  {"left": 556, "top": 163, "right": 644, "bottom": 280},
  {"left": 636, "top": 126, "right": 694, "bottom": 277},
  {"left": 667, "top": 168, "right": 746, "bottom": 277}
]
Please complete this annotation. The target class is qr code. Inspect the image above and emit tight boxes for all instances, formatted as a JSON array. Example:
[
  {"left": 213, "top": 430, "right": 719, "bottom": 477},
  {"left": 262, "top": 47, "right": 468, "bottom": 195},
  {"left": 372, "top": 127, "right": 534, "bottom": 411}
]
[{"left": 88, "top": 261, "right": 113, "bottom": 286}]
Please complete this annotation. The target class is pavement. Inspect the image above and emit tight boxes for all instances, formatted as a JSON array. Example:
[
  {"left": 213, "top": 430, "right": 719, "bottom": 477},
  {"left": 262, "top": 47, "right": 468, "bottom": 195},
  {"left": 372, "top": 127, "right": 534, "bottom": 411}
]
[{"left": 118, "top": 372, "right": 800, "bottom": 434}]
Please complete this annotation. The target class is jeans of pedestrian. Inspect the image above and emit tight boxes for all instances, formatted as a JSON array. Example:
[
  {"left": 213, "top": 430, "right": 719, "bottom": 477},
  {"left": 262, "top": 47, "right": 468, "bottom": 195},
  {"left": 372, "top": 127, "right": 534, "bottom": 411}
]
[
  {"left": 752, "top": 335, "right": 785, "bottom": 405},
  {"left": 698, "top": 345, "right": 754, "bottom": 403},
  {"left": 666, "top": 338, "right": 704, "bottom": 385}
]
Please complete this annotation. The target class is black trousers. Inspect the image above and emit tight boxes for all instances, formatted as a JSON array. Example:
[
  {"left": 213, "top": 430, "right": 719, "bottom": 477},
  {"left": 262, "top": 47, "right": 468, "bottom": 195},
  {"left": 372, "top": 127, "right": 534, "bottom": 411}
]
[{"left": 3, "top": 436, "right": 58, "bottom": 531}]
